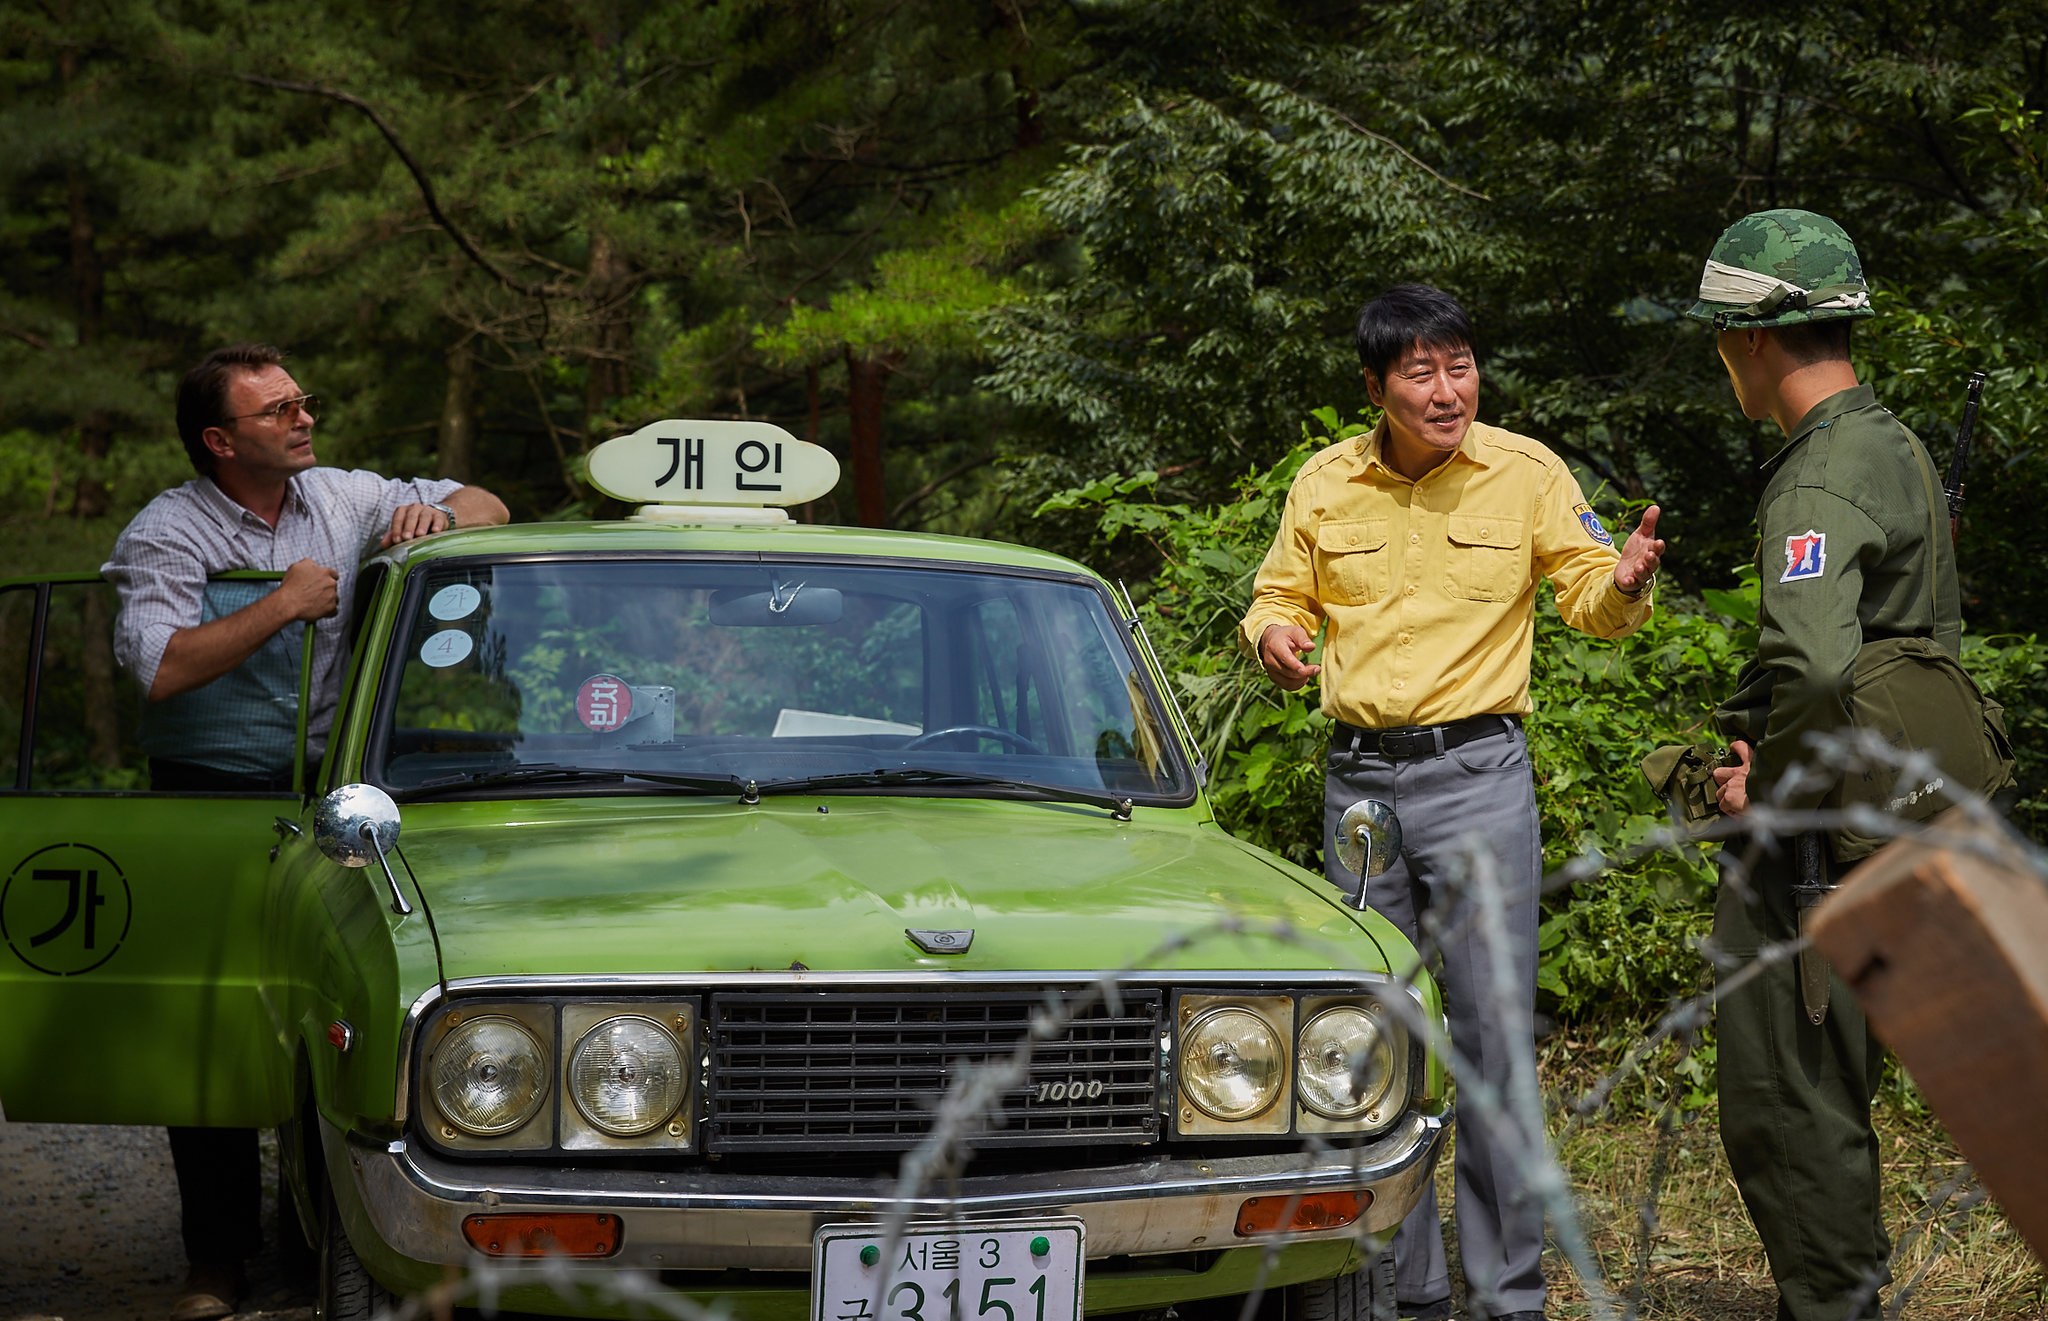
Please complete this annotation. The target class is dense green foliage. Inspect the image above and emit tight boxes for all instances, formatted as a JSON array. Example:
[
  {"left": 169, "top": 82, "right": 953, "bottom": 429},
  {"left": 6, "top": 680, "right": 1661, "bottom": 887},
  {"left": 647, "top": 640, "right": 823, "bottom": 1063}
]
[
  {"left": 8, "top": 1, "right": 2048, "bottom": 589},
  {"left": 9, "top": 1, "right": 2048, "bottom": 1031}
]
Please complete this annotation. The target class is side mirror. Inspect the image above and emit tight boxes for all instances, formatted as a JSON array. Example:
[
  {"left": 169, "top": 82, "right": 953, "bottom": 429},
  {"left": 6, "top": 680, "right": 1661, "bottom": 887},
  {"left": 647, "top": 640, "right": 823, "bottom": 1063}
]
[
  {"left": 315, "top": 784, "right": 412, "bottom": 916},
  {"left": 1334, "top": 799, "right": 1402, "bottom": 913}
]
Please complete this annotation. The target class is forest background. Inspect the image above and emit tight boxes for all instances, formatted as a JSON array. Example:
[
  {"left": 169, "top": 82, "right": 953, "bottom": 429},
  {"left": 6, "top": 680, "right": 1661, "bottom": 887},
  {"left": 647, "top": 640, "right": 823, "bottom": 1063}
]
[{"left": 8, "top": 0, "right": 2048, "bottom": 1057}]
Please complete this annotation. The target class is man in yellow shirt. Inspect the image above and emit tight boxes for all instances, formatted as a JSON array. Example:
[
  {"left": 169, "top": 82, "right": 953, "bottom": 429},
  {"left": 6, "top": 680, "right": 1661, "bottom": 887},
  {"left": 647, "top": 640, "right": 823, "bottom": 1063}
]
[{"left": 1240, "top": 285, "right": 1664, "bottom": 1321}]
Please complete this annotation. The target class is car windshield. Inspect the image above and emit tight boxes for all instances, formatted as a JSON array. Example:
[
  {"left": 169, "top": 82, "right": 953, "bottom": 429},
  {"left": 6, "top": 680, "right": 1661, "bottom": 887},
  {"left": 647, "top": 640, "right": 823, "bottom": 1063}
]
[{"left": 371, "top": 558, "right": 1189, "bottom": 800}]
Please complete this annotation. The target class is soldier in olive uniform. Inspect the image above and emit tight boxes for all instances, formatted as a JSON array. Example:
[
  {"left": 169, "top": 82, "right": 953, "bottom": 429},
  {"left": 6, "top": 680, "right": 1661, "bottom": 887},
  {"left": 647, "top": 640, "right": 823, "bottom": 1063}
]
[{"left": 1689, "top": 210, "right": 1959, "bottom": 1320}]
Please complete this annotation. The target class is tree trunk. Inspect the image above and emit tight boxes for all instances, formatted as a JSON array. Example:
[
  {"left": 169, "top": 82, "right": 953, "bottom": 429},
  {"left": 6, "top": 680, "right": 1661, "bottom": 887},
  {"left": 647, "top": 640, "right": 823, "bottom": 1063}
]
[
  {"left": 437, "top": 338, "right": 477, "bottom": 482},
  {"left": 845, "top": 349, "right": 903, "bottom": 528},
  {"left": 802, "top": 363, "right": 821, "bottom": 523},
  {"left": 66, "top": 156, "right": 111, "bottom": 519},
  {"left": 583, "top": 227, "right": 633, "bottom": 430},
  {"left": 995, "top": 2, "right": 1042, "bottom": 150},
  {"left": 1011, "top": 66, "right": 1043, "bottom": 150},
  {"left": 80, "top": 586, "right": 122, "bottom": 770},
  {"left": 73, "top": 415, "right": 112, "bottom": 519}
]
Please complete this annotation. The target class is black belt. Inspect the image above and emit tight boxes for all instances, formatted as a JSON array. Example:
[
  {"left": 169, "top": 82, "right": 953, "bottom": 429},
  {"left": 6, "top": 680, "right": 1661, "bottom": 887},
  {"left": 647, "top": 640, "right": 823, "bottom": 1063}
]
[{"left": 1331, "top": 713, "right": 1518, "bottom": 759}]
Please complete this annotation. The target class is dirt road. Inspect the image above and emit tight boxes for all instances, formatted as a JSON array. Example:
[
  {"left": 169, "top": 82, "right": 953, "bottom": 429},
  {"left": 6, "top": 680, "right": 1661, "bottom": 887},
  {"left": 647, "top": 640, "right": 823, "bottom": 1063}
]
[{"left": 0, "top": 1111, "right": 313, "bottom": 1321}]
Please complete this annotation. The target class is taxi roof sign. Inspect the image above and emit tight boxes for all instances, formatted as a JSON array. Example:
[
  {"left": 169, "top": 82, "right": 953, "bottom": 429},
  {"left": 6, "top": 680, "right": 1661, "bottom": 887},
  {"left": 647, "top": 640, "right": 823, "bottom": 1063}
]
[{"left": 586, "top": 420, "right": 839, "bottom": 507}]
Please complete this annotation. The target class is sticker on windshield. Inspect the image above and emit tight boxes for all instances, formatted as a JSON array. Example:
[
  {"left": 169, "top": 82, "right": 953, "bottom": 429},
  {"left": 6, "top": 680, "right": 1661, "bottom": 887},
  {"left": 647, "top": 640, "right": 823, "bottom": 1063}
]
[
  {"left": 428, "top": 583, "right": 482, "bottom": 621},
  {"left": 419, "top": 629, "right": 474, "bottom": 668},
  {"left": 577, "top": 674, "right": 635, "bottom": 732}
]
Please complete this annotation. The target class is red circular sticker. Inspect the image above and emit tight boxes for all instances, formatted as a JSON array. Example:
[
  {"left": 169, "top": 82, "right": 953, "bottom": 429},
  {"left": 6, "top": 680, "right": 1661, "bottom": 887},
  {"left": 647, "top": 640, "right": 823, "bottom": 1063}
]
[{"left": 575, "top": 674, "right": 634, "bottom": 732}]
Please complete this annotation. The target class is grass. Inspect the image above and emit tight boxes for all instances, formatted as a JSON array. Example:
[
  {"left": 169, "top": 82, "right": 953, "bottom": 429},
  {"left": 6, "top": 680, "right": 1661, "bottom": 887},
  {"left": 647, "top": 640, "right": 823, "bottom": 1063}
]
[{"left": 1411, "top": 1036, "right": 2048, "bottom": 1320}]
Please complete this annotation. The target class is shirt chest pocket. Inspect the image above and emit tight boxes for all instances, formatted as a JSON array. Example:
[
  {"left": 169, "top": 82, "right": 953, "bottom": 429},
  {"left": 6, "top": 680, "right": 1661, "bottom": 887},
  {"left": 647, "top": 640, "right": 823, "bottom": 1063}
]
[
  {"left": 1314, "top": 518, "right": 1390, "bottom": 605},
  {"left": 1444, "top": 514, "right": 1529, "bottom": 602}
]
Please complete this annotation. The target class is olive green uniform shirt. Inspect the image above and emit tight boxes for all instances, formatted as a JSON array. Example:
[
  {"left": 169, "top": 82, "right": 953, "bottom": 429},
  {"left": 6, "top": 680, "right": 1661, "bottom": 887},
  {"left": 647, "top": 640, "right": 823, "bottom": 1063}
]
[{"left": 1715, "top": 384, "right": 1961, "bottom": 805}]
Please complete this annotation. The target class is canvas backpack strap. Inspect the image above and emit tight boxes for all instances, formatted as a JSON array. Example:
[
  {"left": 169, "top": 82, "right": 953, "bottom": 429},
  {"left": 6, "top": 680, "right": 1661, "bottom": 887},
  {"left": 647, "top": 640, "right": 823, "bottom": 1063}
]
[{"left": 1911, "top": 438, "right": 1956, "bottom": 633}]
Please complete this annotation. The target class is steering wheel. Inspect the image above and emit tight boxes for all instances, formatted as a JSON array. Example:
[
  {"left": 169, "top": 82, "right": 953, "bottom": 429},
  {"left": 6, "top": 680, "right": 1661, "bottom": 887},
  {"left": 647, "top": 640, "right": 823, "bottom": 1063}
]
[{"left": 900, "top": 725, "right": 1045, "bottom": 755}]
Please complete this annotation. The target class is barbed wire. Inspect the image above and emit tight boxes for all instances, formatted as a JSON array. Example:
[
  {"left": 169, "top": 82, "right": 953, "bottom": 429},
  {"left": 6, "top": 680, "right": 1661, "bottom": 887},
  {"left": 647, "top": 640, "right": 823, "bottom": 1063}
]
[{"left": 320, "top": 728, "right": 2033, "bottom": 1321}]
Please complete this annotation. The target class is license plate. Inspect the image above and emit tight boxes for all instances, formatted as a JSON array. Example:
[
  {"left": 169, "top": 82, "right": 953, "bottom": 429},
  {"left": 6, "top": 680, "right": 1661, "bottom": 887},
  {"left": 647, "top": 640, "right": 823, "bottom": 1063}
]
[{"left": 812, "top": 1218, "right": 1085, "bottom": 1321}]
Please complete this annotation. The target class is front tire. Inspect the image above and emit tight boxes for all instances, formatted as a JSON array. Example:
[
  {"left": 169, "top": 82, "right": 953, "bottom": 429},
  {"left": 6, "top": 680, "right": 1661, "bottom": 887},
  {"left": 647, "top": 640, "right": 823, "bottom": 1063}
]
[
  {"left": 318, "top": 1185, "right": 394, "bottom": 1321},
  {"left": 1295, "top": 1249, "right": 1396, "bottom": 1321}
]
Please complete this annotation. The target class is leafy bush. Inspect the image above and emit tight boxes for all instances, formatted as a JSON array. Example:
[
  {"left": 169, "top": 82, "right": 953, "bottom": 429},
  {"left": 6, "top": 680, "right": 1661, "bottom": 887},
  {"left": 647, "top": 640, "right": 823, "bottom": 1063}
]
[
  {"left": 1044, "top": 412, "right": 2048, "bottom": 1034},
  {"left": 1038, "top": 408, "right": 1362, "bottom": 870}
]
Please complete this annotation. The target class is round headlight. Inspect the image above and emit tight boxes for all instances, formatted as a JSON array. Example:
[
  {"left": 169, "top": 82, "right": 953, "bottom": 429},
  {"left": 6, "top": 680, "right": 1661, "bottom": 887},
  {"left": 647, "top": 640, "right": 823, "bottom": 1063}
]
[
  {"left": 1180, "top": 1007, "right": 1284, "bottom": 1120},
  {"left": 1296, "top": 1005, "right": 1395, "bottom": 1120},
  {"left": 430, "top": 1016, "right": 547, "bottom": 1136},
  {"left": 570, "top": 1016, "right": 687, "bottom": 1137}
]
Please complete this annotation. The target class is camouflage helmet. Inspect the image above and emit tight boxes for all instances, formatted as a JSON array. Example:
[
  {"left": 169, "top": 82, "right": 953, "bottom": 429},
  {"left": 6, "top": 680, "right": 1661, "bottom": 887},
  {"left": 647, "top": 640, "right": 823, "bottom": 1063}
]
[{"left": 1686, "top": 208, "right": 1874, "bottom": 329}]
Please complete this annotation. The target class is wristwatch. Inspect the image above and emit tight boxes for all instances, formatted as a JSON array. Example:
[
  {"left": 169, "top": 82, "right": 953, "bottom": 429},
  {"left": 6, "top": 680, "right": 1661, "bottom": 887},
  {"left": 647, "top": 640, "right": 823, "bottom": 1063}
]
[{"left": 428, "top": 501, "right": 457, "bottom": 529}]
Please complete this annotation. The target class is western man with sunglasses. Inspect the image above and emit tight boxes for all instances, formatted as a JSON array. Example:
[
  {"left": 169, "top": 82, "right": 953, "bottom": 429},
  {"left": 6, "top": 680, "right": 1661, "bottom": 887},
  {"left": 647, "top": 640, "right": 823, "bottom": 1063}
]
[{"left": 100, "top": 342, "right": 508, "bottom": 1321}]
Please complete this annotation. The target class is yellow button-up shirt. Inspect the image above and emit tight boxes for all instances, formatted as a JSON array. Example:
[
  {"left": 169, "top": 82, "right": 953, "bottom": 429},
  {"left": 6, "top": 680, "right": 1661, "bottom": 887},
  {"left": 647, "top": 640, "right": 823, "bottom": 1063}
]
[{"left": 1239, "top": 421, "right": 1652, "bottom": 728}]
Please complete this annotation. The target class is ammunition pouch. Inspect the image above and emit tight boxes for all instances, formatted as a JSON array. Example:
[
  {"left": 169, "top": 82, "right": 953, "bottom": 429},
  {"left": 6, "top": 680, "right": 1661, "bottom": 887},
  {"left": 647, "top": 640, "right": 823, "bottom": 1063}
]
[{"left": 1640, "top": 741, "right": 1730, "bottom": 830}]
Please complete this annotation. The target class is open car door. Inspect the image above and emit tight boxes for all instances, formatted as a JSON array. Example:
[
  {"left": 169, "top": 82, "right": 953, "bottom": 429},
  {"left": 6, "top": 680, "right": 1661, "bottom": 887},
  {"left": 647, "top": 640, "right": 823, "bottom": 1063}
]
[{"left": 0, "top": 572, "right": 307, "bottom": 1126}]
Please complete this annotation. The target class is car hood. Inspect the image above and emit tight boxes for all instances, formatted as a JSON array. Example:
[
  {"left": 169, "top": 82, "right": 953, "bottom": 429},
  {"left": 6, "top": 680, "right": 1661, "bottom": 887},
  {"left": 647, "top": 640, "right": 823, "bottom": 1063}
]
[{"left": 393, "top": 795, "right": 1403, "bottom": 981}]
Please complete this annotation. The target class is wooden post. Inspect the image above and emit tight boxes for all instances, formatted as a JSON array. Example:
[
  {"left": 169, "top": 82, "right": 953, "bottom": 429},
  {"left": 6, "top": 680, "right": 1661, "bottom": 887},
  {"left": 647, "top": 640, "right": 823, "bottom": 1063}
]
[{"left": 1809, "top": 805, "right": 2048, "bottom": 1260}]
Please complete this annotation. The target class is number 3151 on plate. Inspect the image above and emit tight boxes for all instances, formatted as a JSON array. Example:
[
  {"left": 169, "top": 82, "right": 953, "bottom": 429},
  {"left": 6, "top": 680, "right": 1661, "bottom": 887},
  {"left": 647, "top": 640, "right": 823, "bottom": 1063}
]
[{"left": 812, "top": 1219, "right": 1084, "bottom": 1321}]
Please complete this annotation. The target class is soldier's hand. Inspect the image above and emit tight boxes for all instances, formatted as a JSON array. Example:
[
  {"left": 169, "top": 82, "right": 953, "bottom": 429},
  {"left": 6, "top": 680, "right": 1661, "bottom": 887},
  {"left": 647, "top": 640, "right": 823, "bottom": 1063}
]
[
  {"left": 277, "top": 559, "right": 340, "bottom": 623},
  {"left": 383, "top": 502, "right": 452, "bottom": 547},
  {"left": 1257, "top": 624, "right": 1321, "bottom": 691},
  {"left": 1614, "top": 504, "right": 1665, "bottom": 596},
  {"left": 1713, "top": 740, "right": 1753, "bottom": 817}
]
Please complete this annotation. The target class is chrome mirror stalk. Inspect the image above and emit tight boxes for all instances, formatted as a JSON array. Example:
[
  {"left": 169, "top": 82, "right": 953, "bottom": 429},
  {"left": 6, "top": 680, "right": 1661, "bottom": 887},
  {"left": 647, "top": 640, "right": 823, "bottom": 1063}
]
[
  {"left": 1335, "top": 799, "right": 1402, "bottom": 912},
  {"left": 316, "top": 783, "right": 412, "bottom": 915}
]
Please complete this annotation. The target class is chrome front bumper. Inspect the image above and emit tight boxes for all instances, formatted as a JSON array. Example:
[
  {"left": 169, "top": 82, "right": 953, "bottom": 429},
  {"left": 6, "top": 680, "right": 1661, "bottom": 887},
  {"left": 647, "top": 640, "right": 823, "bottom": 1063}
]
[{"left": 332, "top": 1108, "right": 1449, "bottom": 1272}]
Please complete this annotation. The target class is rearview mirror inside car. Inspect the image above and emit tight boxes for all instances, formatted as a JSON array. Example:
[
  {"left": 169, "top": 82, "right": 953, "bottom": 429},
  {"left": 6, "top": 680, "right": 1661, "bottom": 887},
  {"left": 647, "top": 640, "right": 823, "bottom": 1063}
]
[{"left": 709, "top": 581, "right": 843, "bottom": 626}]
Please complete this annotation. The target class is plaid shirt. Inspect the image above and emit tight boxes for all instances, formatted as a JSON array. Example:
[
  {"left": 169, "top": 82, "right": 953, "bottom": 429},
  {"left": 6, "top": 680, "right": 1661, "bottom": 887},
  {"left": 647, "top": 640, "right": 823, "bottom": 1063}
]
[{"left": 103, "top": 467, "right": 462, "bottom": 758}]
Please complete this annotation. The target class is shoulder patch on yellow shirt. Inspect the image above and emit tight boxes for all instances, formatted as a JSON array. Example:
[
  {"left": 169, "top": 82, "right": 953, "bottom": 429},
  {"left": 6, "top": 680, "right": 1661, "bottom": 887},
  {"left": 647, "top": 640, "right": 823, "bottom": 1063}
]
[{"left": 1573, "top": 502, "right": 1613, "bottom": 546}]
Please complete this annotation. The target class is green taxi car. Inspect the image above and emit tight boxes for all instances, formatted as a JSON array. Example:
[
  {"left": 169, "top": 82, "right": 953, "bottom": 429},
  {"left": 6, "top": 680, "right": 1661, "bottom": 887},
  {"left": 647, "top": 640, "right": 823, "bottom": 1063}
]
[{"left": 0, "top": 424, "right": 1446, "bottom": 1321}]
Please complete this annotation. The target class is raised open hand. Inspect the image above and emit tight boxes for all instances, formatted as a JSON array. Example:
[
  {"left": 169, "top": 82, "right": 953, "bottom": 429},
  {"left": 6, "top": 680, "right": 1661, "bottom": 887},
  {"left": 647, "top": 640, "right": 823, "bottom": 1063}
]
[{"left": 1615, "top": 504, "right": 1665, "bottom": 595}]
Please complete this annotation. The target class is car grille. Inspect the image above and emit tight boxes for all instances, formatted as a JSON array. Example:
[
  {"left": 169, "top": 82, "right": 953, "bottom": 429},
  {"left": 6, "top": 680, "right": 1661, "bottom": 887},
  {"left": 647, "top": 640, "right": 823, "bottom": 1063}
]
[{"left": 705, "top": 989, "right": 1162, "bottom": 1152}]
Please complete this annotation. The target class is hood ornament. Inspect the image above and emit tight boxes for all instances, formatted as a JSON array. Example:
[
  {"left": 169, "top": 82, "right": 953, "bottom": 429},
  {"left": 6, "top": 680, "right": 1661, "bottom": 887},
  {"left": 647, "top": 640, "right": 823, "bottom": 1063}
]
[{"left": 907, "top": 929, "right": 973, "bottom": 955}]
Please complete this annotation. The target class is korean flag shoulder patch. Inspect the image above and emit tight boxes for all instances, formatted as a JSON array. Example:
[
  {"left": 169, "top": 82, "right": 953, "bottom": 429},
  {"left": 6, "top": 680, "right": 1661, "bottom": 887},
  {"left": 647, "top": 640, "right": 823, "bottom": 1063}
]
[
  {"left": 1781, "top": 530, "right": 1827, "bottom": 582},
  {"left": 1573, "top": 502, "right": 1613, "bottom": 547}
]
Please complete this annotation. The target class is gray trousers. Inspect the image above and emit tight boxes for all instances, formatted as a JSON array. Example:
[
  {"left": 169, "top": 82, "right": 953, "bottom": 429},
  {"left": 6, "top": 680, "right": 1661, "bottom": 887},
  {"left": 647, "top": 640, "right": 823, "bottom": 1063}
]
[{"left": 1324, "top": 718, "right": 1545, "bottom": 1317}]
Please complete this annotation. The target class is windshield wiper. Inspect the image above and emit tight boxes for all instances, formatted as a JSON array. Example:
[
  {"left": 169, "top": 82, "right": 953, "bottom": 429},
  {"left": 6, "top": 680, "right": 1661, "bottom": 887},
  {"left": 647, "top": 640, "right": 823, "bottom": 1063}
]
[
  {"left": 395, "top": 764, "right": 756, "bottom": 802},
  {"left": 396, "top": 763, "right": 1136, "bottom": 819},
  {"left": 759, "top": 767, "right": 1135, "bottom": 821}
]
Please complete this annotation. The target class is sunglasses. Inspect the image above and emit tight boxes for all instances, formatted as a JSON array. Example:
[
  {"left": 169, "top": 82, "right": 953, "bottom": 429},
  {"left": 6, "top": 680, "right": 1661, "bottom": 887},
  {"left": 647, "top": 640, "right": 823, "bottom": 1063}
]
[{"left": 225, "top": 393, "right": 319, "bottom": 425}]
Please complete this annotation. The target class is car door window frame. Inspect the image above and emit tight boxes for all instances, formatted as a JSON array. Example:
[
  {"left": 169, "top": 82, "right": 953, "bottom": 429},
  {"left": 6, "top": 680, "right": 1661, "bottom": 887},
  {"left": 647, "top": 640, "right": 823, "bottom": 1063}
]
[
  {"left": 1, "top": 571, "right": 311, "bottom": 798},
  {"left": 323, "top": 561, "right": 392, "bottom": 794}
]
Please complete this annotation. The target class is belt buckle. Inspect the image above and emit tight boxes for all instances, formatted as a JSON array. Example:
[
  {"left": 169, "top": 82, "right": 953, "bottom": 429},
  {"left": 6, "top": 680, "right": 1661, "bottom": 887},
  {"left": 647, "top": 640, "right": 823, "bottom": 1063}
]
[{"left": 1380, "top": 729, "right": 1422, "bottom": 759}]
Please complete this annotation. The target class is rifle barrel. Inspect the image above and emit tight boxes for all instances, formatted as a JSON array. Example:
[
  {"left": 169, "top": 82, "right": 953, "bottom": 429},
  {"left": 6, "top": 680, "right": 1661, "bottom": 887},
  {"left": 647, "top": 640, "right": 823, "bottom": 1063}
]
[{"left": 1945, "top": 370, "right": 1988, "bottom": 520}]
